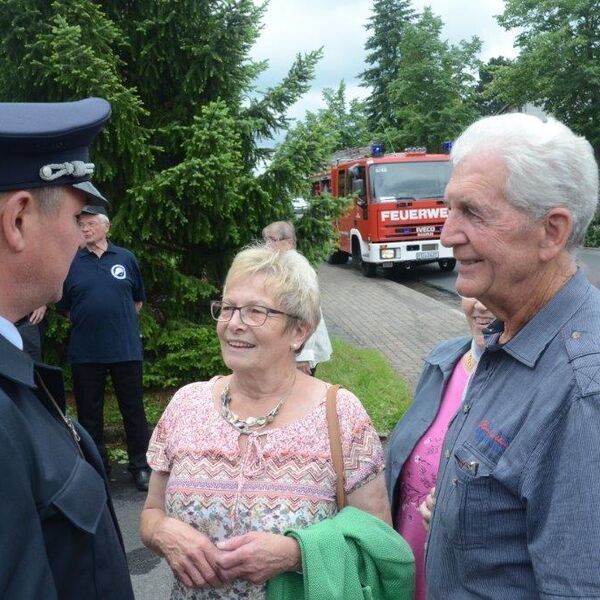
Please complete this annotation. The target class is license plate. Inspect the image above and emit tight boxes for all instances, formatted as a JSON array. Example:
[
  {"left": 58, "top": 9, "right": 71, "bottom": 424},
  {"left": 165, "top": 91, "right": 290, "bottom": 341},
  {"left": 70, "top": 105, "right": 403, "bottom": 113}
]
[{"left": 416, "top": 250, "right": 439, "bottom": 259}]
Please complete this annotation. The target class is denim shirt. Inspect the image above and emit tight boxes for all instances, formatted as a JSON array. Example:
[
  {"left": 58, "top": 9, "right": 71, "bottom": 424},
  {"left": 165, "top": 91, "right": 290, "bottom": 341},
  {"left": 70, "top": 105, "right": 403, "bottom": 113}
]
[
  {"left": 385, "top": 336, "right": 471, "bottom": 523},
  {"left": 426, "top": 269, "right": 600, "bottom": 599}
]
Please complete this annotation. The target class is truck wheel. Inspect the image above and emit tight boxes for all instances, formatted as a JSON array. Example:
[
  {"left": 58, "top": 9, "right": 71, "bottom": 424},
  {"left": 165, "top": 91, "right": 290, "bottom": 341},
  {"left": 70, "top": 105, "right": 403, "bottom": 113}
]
[
  {"left": 328, "top": 250, "right": 349, "bottom": 265},
  {"left": 438, "top": 258, "right": 456, "bottom": 272},
  {"left": 361, "top": 260, "right": 377, "bottom": 277},
  {"left": 352, "top": 242, "right": 377, "bottom": 277}
]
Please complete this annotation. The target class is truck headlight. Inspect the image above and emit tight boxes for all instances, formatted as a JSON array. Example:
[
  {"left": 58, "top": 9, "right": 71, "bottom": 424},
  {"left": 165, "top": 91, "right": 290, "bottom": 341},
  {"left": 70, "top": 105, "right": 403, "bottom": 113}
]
[{"left": 380, "top": 248, "right": 396, "bottom": 259}]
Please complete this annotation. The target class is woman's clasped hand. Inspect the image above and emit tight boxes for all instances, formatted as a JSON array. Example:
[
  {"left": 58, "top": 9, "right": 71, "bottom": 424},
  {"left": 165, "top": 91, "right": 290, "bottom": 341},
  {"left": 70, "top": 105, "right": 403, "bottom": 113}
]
[
  {"left": 150, "top": 514, "right": 300, "bottom": 589},
  {"left": 216, "top": 532, "right": 301, "bottom": 585},
  {"left": 149, "top": 516, "right": 225, "bottom": 589}
]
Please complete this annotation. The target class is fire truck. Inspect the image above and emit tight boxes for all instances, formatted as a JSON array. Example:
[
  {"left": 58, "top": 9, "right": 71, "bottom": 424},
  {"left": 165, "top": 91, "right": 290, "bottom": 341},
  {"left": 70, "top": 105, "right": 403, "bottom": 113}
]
[{"left": 312, "top": 144, "right": 455, "bottom": 277}]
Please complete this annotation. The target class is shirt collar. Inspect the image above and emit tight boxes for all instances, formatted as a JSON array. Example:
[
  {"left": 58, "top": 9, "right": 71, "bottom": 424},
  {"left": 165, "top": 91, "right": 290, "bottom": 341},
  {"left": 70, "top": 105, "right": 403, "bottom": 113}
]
[
  {"left": 471, "top": 337, "right": 484, "bottom": 362},
  {"left": 0, "top": 314, "right": 23, "bottom": 350},
  {"left": 428, "top": 336, "right": 472, "bottom": 373},
  {"left": 484, "top": 268, "right": 591, "bottom": 368},
  {"left": 78, "top": 239, "right": 115, "bottom": 257},
  {"left": 0, "top": 326, "right": 35, "bottom": 387}
]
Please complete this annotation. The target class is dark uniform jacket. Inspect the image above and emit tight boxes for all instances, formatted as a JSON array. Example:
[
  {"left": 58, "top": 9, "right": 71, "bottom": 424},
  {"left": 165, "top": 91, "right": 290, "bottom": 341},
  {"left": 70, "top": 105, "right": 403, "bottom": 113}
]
[{"left": 0, "top": 335, "right": 134, "bottom": 599}]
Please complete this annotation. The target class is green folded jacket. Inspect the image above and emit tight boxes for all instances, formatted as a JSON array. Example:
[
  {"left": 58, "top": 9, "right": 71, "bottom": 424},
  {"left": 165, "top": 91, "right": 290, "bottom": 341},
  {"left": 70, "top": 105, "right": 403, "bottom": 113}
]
[{"left": 266, "top": 506, "right": 415, "bottom": 600}]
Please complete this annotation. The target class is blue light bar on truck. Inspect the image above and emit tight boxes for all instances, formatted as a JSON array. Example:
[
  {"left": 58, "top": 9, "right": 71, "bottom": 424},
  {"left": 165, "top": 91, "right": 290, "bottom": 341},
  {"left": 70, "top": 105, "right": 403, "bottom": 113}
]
[{"left": 371, "top": 143, "right": 385, "bottom": 157}]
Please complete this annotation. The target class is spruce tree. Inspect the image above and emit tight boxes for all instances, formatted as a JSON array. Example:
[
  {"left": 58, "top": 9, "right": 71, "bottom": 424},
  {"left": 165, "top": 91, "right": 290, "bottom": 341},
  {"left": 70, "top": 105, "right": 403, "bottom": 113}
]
[
  {"left": 0, "top": 0, "right": 323, "bottom": 383},
  {"left": 493, "top": 0, "right": 600, "bottom": 153},
  {"left": 475, "top": 56, "right": 513, "bottom": 116},
  {"left": 386, "top": 7, "right": 481, "bottom": 152},
  {"left": 360, "top": 0, "right": 416, "bottom": 133}
]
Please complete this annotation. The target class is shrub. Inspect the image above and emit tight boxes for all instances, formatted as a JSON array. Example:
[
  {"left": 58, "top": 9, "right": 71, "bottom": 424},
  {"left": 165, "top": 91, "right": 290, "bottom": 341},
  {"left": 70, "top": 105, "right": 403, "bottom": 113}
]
[{"left": 143, "top": 319, "right": 227, "bottom": 388}]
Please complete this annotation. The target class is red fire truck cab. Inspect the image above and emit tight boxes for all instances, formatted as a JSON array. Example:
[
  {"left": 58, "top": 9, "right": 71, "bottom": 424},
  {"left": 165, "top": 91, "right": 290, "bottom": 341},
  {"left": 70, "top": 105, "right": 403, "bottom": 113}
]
[{"left": 313, "top": 144, "right": 455, "bottom": 277}]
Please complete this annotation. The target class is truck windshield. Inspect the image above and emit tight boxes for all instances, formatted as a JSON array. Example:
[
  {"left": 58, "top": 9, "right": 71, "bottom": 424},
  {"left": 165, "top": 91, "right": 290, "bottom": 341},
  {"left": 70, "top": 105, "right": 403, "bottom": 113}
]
[{"left": 369, "top": 161, "right": 452, "bottom": 203}]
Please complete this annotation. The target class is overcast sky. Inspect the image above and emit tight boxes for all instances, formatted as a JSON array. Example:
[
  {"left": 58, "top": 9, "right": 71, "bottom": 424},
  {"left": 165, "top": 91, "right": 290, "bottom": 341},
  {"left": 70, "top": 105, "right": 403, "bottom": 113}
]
[{"left": 251, "top": 0, "right": 519, "bottom": 129}]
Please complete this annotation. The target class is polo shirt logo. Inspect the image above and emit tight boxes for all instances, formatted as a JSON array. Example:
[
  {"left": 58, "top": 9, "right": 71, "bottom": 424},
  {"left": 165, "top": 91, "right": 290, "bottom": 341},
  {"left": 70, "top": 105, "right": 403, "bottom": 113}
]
[{"left": 111, "top": 264, "right": 127, "bottom": 280}]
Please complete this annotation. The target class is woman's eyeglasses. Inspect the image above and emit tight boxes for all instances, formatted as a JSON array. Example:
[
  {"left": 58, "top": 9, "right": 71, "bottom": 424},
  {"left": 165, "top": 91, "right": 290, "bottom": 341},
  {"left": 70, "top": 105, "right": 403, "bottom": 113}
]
[{"left": 210, "top": 300, "right": 296, "bottom": 327}]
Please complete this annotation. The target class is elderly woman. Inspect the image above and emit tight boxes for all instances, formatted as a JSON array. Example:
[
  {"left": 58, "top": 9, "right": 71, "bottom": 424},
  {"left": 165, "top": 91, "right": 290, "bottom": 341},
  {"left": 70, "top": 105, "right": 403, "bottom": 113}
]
[
  {"left": 140, "top": 246, "right": 396, "bottom": 599},
  {"left": 261, "top": 221, "right": 333, "bottom": 376},
  {"left": 385, "top": 297, "right": 495, "bottom": 600}
]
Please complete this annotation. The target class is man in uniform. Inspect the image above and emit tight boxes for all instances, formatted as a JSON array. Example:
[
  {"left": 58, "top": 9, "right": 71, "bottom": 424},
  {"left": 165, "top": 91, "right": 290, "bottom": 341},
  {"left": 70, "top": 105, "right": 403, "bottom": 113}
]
[
  {"left": 0, "top": 98, "right": 134, "bottom": 599},
  {"left": 426, "top": 113, "right": 600, "bottom": 598},
  {"left": 58, "top": 204, "right": 151, "bottom": 491}
]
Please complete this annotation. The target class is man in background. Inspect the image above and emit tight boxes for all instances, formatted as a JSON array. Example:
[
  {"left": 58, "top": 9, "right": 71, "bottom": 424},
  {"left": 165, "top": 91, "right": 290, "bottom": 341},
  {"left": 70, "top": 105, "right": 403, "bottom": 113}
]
[
  {"left": 58, "top": 204, "right": 151, "bottom": 491},
  {"left": 0, "top": 97, "right": 134, "bottom": 599},
  {"left": 262, "top": 220, "right": 333, "bottom": 375}
]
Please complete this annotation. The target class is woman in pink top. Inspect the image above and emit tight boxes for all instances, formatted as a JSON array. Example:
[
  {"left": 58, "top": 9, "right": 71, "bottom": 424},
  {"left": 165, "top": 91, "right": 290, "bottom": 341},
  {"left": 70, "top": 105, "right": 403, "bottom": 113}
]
[
  {"left": 385, "top": 297, "right": 495, "bottom": 600},
  {"left": 140, "top": 246, "right": 392, "bottom": 600}
]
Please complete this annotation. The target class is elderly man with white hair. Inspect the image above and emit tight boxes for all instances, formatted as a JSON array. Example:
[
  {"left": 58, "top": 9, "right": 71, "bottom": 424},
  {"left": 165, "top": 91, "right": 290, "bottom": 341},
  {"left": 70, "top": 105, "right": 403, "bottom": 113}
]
[
  {"left": 58, "top": 204, "right": 151, "bottom": 490},
  {"left": 425, "top": 114, "right": 600, "bottom": 598}
]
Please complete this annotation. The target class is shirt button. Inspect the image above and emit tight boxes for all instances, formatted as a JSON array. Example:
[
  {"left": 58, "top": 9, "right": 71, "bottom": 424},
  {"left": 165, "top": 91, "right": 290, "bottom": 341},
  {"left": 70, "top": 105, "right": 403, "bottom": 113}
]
[
  {"left": 445, "top": 449, "right": 451, "bottom": 459},
  {"left": 451, "top": 478, "right": 458, "bottom": 487},
  {"left": 463, "top": 403, "right": 470, "bottom": 413},
  {"left": 571, "top": 331, "right": 582, "bottom": 340}
]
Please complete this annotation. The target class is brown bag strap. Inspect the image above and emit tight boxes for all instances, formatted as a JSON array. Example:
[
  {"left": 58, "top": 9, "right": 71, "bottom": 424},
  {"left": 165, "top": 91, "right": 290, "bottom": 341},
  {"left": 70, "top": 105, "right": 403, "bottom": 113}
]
[{"left": 326, "top": 384, "right": 347, "bottom": 510}]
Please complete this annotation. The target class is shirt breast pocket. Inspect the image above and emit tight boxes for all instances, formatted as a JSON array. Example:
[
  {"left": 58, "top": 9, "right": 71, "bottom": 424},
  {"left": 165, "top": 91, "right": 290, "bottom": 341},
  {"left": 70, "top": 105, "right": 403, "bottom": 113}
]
[{"left": 440, "top": 444, "right": 494, "bottom": 550}]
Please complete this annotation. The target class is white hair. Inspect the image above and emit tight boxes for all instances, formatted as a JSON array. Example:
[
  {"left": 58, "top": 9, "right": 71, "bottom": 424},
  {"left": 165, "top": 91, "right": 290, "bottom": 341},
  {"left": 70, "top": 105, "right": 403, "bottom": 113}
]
[
  {"left": 262, "top": 221, "right": 297, "bottom": 247},
  {"left": 97, "top": 213, "right": 110, "bottom": 225},
  {"left": 451, "top": 113, "right": 599, "bottom": 248}
]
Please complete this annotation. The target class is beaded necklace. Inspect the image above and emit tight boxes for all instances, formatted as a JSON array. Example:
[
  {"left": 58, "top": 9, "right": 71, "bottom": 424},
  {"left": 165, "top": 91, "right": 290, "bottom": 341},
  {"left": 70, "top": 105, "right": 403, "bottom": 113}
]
[
  {"left": 462, "top": 349, "right": 476, "bottom": 373},
  {"left": 220, "top": 376, "right": 296, "bottom": 434}
]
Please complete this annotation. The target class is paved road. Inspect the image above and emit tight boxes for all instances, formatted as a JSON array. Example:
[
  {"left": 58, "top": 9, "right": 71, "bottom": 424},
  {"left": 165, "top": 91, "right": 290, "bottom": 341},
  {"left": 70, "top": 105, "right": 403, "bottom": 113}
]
[
  {"left": 110, "top": 465, "right": 173, "bottom": 599},
  {"left": 319, "top": 262, "right": 468, "bottom": 386},
  {"left": 385, "top": 261, "right": 459, "bottom": 299},
  {"left": 113, "top": 260, "right": 470, "bottom": 598}
]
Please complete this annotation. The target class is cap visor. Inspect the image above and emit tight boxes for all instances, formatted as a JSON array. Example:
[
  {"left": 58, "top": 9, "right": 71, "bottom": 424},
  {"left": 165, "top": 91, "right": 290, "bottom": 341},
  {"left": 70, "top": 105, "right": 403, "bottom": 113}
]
[
  {"left": 80, "top": 204, "right": 107, "bottom": 216},
  {"left": 72, "top": 181, "right": 108, "bottom": 206}
]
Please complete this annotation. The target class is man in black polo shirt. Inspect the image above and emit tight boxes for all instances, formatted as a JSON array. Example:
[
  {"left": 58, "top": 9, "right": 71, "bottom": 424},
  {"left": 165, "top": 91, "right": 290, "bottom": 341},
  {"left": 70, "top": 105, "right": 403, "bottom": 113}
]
[{"left": 59, "top": 205, "right": 151, "bottom": 490}]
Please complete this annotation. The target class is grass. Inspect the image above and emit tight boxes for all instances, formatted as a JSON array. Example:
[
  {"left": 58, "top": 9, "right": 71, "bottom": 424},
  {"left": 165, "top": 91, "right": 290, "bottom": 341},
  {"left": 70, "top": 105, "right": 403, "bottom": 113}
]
[
  {"left": 318, "top": 337, "right": 412, "bottom": 436},
  {"left": 71, "top": 336, "right": 413, "bottom": 457}
]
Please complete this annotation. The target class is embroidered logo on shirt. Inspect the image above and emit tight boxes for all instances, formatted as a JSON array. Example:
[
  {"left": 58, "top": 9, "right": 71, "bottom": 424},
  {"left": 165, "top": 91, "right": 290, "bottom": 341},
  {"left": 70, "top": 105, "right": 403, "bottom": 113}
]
[
  {"left": 474, "top": 420, "right": 511, "bottom": 452},
  {"left": 111, "top": 264, "right": 127, "bottom": 279}
]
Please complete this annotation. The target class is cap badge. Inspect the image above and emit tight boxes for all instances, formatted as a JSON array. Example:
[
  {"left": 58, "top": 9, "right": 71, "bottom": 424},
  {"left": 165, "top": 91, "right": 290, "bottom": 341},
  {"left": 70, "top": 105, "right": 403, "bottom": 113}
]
[{"left": 39, "top": 160, "right": 94, "bottom": 182}]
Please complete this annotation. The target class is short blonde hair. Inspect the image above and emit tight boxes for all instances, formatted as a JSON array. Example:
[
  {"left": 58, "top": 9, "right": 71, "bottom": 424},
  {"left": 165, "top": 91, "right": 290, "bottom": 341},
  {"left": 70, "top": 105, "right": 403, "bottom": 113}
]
[{"left": 224, "top": 245, "right": 321, "bottom": 331}]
